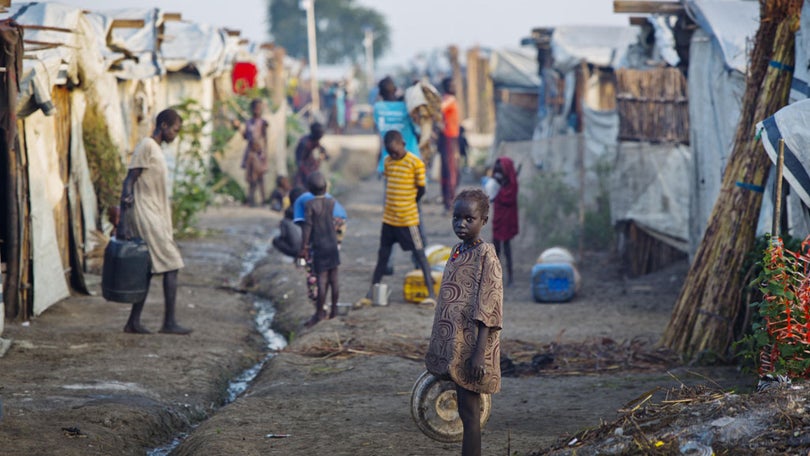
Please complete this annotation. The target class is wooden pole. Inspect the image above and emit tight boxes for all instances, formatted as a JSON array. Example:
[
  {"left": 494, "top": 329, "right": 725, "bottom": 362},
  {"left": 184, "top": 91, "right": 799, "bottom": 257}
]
[
  {"left": 448, "top": 45, "right": 465, "bottom": 120},
  {"left": 576, "top": 60, "right": 588, "bottom": 260},
  {"left": 466, "top": 47, "right": 479, "bottom": 133},
  {"left": 271, "top": 46, "right": 287, "bottom": 109},
  {"left": 3, "top": 133, "right": 18, "bottom": 319},
  {"left": 304, "top": 0, "right": 319, "bottom": 113},
  {"left": 772, "top": 139, "right": 785, "bottom": 239}
]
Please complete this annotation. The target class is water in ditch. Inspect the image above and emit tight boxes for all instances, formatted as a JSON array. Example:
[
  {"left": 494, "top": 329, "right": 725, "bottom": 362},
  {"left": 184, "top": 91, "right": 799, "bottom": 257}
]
[{"left": 148, "top": 238, "right": 286, "bottom": 456}]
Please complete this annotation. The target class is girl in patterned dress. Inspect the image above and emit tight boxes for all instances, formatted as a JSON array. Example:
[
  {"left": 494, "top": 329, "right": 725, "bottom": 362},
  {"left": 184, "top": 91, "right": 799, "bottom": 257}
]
[{"left": 425, "top": 188, "right": 503, "bottom": 456}]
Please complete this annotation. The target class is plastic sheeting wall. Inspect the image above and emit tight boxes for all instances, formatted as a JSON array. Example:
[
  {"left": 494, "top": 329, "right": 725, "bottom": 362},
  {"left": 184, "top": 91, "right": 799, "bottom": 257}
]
[
  {"left": 687, "top": 27, "right": 746, "bottom": 256},
  {"left": 23, "top": 111, "right": 70, "bottom": 315},
  {"left": 69, "top": 92, "right": 99, "bottom": 255},
  {"left": 610, "top": 142, "right": 691, "bottom": 251}
]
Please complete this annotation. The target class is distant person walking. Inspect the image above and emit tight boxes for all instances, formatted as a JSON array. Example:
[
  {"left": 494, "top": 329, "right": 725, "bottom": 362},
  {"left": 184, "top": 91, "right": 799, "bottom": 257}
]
[
  {"left": 491, "top": 157, "right": 519, "bottom": 286},
  {"left": 118, "top": 108, "right": 191, "bottom": 335},
  {"left": 294, "top": 122, "right": 327, "bottom": 188},
  {"left": 238, "top": 98, "right": 269, "bottom": 204},
  {"left": 373, "top": 76, "right": 420, "bottom": 173},
  {"left": 426, "top": 188, "right": 503, "bottom": 456},
  {"left": 439, "top": 77, "right": 460, "bottom": 212},
  {"left": 298, "top": 172, "right": 342, "bottom": 327},
  {"left": 356, "top": 130, "right": 436, "bottom": 308}
]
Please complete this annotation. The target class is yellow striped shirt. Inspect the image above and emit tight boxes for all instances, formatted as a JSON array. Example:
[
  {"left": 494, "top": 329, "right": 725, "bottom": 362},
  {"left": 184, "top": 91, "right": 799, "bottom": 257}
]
[{"left": 383, "top": 152, "right": 425, "bottom": 227}]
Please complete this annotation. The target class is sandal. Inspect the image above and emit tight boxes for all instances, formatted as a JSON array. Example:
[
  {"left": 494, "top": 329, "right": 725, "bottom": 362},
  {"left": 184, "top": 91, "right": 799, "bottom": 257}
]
[
  {"left": 419, "top": 297, "right": 437, "bottom": 307},
  {"left": 353, "top": 297, "right": 372, "bottom": 309}
]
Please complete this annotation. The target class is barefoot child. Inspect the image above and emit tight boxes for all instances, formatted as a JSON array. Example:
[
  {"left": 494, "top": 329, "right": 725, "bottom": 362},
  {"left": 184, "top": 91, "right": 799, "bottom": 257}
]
[
  {"left": 298, "top": 172, "right": 341, "bottom": 327},
  {"left": 426, "top": 188, "right": 503, "bottom": 456}
]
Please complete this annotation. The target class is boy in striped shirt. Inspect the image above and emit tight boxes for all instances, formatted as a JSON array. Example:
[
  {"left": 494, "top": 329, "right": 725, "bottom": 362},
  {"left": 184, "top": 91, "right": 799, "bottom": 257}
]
[{"left": 357, "top": 130, "right": 436, "bottom": 307}]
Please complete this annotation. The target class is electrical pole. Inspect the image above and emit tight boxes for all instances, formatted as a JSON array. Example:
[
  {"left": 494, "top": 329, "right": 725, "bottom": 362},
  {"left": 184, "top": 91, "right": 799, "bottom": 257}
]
[
  {"left": 304, "top": 0, "right": 320, "bottom": 113},
  {"left": 363, "top": 27, "right": 374, "bottom": 91}
]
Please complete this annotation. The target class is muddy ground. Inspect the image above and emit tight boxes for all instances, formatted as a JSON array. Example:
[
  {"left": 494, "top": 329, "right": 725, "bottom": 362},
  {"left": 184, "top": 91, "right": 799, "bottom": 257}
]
[{"left": 0, "top": 139, "right": 756, "bottom": 456}]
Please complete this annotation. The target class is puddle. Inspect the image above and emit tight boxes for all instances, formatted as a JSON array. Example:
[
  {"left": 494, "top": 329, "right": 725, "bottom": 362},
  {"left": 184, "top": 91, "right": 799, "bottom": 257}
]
[{"left": 148, "top": 239, "right": 286, "bottom": 455}]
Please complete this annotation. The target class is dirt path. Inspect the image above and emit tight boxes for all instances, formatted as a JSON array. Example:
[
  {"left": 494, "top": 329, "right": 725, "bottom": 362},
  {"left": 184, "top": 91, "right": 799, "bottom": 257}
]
[
  {"left": 0, "top": 140, "right": 754, "bottom": 456},
  {"left": 171, "top": 154, "right": 753, "bottom": 455},
  {"left": 0, "top": 209, "right": 274, "bottom": 455}
]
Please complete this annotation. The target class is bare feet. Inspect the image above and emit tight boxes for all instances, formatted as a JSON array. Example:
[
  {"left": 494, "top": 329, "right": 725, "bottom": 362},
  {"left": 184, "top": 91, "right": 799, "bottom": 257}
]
[
  {"left": 158, "top": 324, "right": 193, "bottom": 335},
  {"left": 123, "top": 322, "right": 151, "bottom": 334},
  {"left": 304, "top": 311, "right": 327, "bottom": 328}
]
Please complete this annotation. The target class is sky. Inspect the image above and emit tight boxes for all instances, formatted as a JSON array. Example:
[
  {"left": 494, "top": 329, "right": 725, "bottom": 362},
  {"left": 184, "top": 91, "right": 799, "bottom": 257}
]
[{"left": 57, "top": 0, "right": 631, "bottom": 64}]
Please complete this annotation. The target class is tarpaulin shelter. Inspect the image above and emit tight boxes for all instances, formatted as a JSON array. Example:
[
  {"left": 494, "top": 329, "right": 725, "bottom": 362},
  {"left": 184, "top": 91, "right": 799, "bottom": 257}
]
[
  {"left": 0, "top": 2, "right": 277, "bottom": 325},
  {"left": 605, "top": 0, "right": 761, "bottom": 276},
  {"left": 0, "top": 1, "right": 125, "bottom": 318},
  {"left": 685, "top": 0, "right": 760, "bottom": 256},
  {"left": 757, "top": 1, "right": 810, "bottom": 237},
  {"left": 493, "top": 26, "right": 639, "bottom": 225},
  {"left": 489, "top": 48, "right": 540, "bottom": 146},
  {"left": 85, "top": 8, "right": 168, "bottom": 155}
]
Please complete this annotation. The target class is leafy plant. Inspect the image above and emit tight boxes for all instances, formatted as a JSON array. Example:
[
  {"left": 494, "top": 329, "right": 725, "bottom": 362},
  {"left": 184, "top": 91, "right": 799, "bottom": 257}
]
[
  {"left": 171, "top": 99, "right": 213, "bottom": 237},
  {"left": 735, "top": 234, "right": 810, "bottom": 377},
  {"left": 582, "top": 158, "right": 613, "bottom": 250},
  {"left": 83, "top": 101, "right": 125, "bottom": 218},
  {"left": 521, "top": 172, "right": 579, "bottom": 249}
]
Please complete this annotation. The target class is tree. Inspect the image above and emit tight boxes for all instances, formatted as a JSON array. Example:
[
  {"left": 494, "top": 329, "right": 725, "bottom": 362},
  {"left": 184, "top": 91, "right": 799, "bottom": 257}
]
[{"left": 267, "top": 0, "right": 390, "bottom": 64}]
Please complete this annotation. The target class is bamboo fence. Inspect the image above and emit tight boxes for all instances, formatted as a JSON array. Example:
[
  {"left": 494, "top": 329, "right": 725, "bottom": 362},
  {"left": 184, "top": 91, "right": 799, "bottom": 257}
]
[
  {"left": 616, "top": 67, "right": 689, "bottom": 144},
  {"left": 661, "top": 1, "right": 802, "bottom": 360}
]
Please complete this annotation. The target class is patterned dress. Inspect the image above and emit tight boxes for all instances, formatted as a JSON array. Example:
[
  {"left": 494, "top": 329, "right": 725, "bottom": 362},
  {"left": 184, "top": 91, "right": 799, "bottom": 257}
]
[{"left": 426, "top": 242, "right": 503, "bottom": 394}]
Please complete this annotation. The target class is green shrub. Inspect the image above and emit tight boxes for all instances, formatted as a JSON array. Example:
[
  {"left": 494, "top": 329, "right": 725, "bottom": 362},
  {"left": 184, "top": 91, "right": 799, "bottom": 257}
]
[
  {"left": 171, "top": 99, "right": 213, "bottom": 237},
  {"left": 83, "top": 102, "right": 125, "bottom": 217}
]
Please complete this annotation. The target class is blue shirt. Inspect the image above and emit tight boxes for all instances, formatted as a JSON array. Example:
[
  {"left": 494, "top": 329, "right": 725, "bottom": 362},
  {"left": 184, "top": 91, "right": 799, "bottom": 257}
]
[
  {"left": 293, "top": 192, "right": 347, "bottom": 224},
  {"left": 373, "top": 100, "right": 419, "bottom": 172}
]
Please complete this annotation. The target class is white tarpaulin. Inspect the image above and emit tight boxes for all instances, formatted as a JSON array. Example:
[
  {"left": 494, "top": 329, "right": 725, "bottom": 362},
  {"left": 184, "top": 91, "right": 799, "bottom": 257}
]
[
  {"left": 687, "top": 27, "right": 747, "bottom": 255},
  {"left": 758, "top": 99, "right": 810, "bottom": 208},
  {"left": 162, "top": 21, "right": 228, "bottom": 77},
  {"left": 489, "top": 48, "right": 540, "bottom": 90},
  {"left": 24, "top": 111, "right": 70, "bottom": 315},
  {"left": 685, "top": 0, "right": 760, "bottom": 74},
  {"left": 85, "top": 8, "right": 166, "bottom": 80},
  {"left": 792, "top": 0, "right": 810, "bottom": 101},
  {"left": 683, "top": 0, "right": 759, "bottom": 256},
  {"left": 551, "top": 25, "right": 640, "bottom": 72},
  {"left": 610, "top": 143, "right": 692, "bottom": 251}
]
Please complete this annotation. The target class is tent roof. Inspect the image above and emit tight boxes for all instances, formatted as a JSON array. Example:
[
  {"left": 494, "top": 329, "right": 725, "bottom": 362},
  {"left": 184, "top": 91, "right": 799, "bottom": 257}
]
[
  {"left": 85, "top": 8, "right": 165, "bottom": 79},
  {"left": 162, "top": 21, "right": 228, "bottom": 77},
  {"left": 1, "top": 2, "right": 84, "bottom": 84},
  {"left": 551, "top": 25, "right": 640, "bottom": 72},
  {"left": 685, "top": 0, "right": 759, "bottom": 73},
  {"left": 489, "top": 48, "right": 540, "bottom": 90}
]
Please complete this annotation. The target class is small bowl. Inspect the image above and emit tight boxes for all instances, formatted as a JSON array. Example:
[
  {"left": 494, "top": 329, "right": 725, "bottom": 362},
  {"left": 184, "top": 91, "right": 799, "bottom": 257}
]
[{"left": 335, "top": 302, "right": 351, "bottom": 316}]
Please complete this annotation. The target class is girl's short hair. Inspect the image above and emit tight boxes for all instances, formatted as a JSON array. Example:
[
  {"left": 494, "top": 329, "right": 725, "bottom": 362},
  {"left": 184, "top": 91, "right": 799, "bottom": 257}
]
[
  {"left": 156, "top": 108, "right": 182, "bottom": 128},
  {"left": 455, "top": 188, "right": 489, "bottom": 216}
]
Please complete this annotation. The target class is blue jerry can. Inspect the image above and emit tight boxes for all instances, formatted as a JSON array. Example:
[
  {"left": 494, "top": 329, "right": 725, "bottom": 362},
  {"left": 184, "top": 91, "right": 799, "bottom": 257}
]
[{"left": 531, "top": 263, "right": 576, "bottom": 303}]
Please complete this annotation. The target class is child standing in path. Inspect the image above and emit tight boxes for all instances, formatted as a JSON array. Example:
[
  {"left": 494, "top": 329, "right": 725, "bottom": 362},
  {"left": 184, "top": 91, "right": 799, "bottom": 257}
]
[
  {"left": 426, "top": 188, "right": 503, "bottom": 456},
  {"left": 491, "top": 157, "right": 519, "bottom": 286},
  {"left": 298, "top": 172, "right": 341, "bottom": 327},
  {"left": 245, "top": 138, "right": 268, "bottom": 206},
  {"left": 356, "top": 130, "right": 436, "bottom": 307}
]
